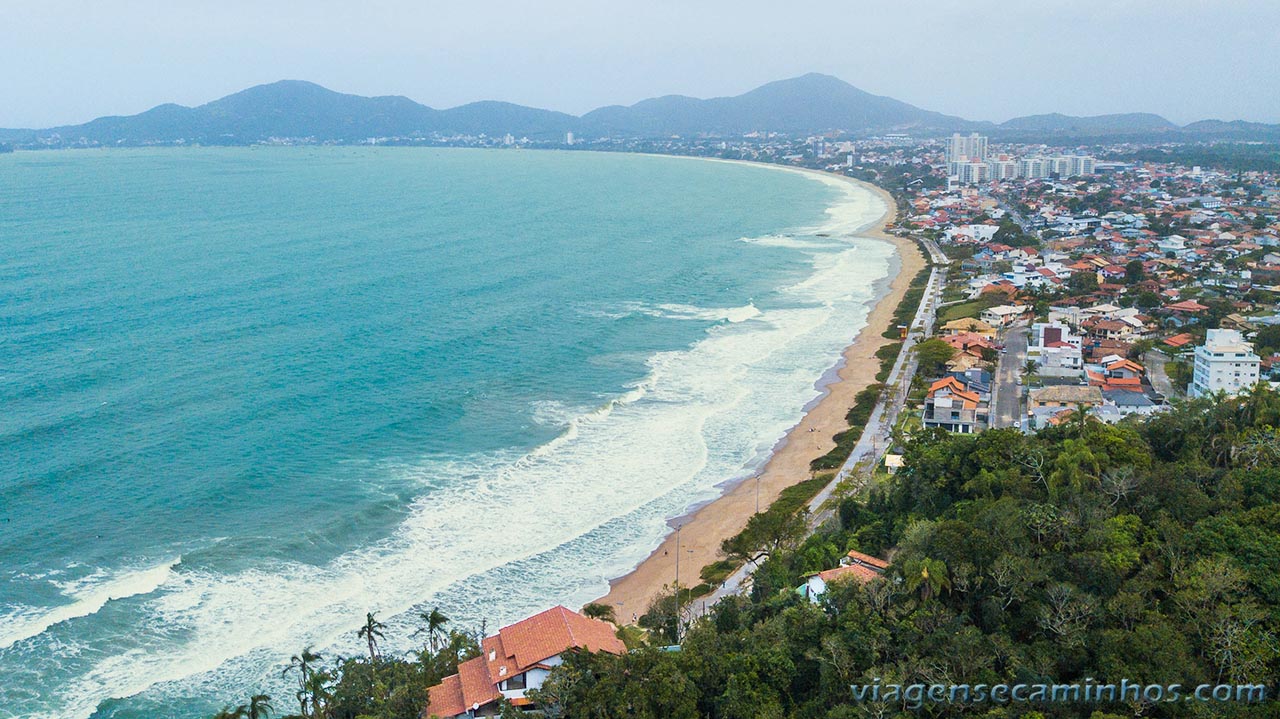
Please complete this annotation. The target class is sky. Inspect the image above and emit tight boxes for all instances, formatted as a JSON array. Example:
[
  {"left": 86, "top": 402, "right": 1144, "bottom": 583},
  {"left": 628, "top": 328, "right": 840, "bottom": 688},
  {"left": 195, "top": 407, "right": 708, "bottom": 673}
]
[{"left": 2, "top": 0, "right": 1277, "bottom": 129}]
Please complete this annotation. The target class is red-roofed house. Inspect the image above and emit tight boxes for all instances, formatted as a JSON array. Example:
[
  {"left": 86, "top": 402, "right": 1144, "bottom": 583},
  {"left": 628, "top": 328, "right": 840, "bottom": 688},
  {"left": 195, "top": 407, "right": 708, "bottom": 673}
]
[
  {"left": 801, "top": 550, "right": 889, "bottom": 601},
  {"left": 424, "top": 606, "right": 626, "bottom": 718},
  {"left": 922, "top": 376, "right": 987, "bottom": 434}
]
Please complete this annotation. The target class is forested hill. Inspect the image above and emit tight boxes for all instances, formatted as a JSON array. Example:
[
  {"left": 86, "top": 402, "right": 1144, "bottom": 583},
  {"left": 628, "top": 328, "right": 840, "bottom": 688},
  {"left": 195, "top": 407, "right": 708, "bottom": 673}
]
[{"left": 531, "top": 389, "right": 1280, "bottom": 718}]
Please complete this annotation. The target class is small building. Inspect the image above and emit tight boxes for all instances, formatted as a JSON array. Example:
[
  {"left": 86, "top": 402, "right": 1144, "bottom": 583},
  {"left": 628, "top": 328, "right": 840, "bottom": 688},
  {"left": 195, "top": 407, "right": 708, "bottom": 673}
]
[
  {"left": 424, "top": 606, "right": 626, "bottom": 718},
  {"left": 800, "top": 550, "right": 889, "bottom": 602},
  {"left": 1028, "top": 385, "right": 1105, "bottom": 410},
  {"left": 940, "top": 317, "right": 997, "bottom": 337},
  {"left": 980, "top": 304, "right": 1031, "bottom": 328}
]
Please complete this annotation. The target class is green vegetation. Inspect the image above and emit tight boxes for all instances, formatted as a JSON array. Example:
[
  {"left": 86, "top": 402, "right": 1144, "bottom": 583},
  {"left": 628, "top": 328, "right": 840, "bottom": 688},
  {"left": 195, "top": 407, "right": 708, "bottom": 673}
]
[
  {"left": 1111, "top": 143, "right": 1280, "bottom": 174},
  {"left": 526, "top": 388, "right": 1280, "bottom": 718},
  {"left": 883, "top": 265, "right": 932, "bottom": 340},
  {"left": 939, "top": 294, "right": 1001, "bottom": 324},
  {"left": 914, "top": 337, "right": 957, "bottom": 377}
]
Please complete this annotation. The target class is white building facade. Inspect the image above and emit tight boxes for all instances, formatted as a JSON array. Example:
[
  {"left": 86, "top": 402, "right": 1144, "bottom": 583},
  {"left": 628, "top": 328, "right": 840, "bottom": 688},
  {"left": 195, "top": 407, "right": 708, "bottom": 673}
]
[{"left": 1189, "top": 329, "right": 1261, "bottom": 397}]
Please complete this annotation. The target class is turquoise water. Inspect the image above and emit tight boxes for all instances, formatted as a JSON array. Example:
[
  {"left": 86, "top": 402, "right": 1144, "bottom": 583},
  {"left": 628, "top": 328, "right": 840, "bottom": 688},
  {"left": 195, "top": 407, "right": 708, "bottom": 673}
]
[{"left": 0, "top": 147, "right": 891, "bottom": 718}]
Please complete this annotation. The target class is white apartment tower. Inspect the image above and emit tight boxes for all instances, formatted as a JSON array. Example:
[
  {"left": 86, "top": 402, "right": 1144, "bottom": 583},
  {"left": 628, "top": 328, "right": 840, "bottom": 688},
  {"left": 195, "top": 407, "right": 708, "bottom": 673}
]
[
  {"left": 947, "top": 133, "right": 988, "bottom": 163},
  {"left": 1189, "top": 329, "right": 1261, "bottom": 398}
]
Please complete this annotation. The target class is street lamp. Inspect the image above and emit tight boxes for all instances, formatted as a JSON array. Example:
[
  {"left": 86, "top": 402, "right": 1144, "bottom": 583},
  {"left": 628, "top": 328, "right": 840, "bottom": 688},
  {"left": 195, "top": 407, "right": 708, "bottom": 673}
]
[{"left": 675, "top": 524, "right": 682, "bottom": 588}]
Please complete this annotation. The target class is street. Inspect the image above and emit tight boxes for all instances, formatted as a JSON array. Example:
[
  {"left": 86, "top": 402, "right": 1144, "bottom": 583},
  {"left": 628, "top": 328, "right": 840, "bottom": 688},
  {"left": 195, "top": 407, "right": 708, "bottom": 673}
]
[{"left": 990, "top": 323, "right": 1028, "bottom": 429}]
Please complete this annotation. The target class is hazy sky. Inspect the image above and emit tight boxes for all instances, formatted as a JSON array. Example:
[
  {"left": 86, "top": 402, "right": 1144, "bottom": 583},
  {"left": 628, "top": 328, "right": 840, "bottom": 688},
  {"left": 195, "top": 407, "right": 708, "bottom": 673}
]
[{"left": 3, "top": 0, "right": 1277, "bottom": 128}]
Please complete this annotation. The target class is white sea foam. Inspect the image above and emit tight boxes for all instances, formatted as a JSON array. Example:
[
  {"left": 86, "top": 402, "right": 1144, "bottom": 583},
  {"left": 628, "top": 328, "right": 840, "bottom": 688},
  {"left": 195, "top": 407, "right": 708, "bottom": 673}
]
[
  {"left": 738, "top": 234, "right": 847, "bottom": 251},
  {"left": 0, "top": 559, "right": 178, "bottom": 652},
  {"left": 17, "top": 161, "right": 896, "bottom": 719}
]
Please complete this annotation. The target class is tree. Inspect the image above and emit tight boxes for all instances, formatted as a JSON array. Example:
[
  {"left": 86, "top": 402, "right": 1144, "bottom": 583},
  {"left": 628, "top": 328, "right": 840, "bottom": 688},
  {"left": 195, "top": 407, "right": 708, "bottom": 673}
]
[
  {"left": 581, "top": 602, "right": 617, "bottom": 624},
  {"left": 358, "top": 612, "right": 387, "bottom": 662},
  {"left": 283, "top": 647, "right": 322, "bottom": 718},
  {"left": 1124, "top": 259, "right": 1145, "bottom": 284},
  {"left": 914, "top": 338, "right": 956, "bottom": 377},
  {"left": 246, "top": 694, "right": 273, "bottom": 719},
  {"left": 1134, "top": 290, "right": 1160, "bottom": 309},
  {"left": 901, "top": 557, "right": 950, "bottom": 602},
  {"left": 1067, "top": 270, "right": 1099, "bottom": 293},
  {"left": 413, "top": 606, "right": 450, "bottom": 654}
]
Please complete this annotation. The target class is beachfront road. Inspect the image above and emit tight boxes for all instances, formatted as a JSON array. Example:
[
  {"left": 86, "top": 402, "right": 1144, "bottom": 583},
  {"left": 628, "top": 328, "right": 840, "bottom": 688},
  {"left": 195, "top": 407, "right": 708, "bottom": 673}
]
[{"left": 697, "top": 237, "right": 949, "bottom": 614}]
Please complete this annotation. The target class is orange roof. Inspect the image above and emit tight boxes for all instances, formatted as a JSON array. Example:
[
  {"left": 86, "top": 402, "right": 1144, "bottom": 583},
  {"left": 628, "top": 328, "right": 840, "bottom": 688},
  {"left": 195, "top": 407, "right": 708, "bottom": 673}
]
[
  {"left": 1164, "top": 333, "right": 1194, "bottom": 347},
  {"left": 459, "top": 653, "right": 502, "bottom": 710},
  {"left": 846, "top": 550, "right": 890, "bottom": 570},
  {"left": 1106, "top": 358, "right": 1144, "bottom": 373},
  {"left": 426, "top": 674, "right": 467, "bottom": 719},
  {"left": 817, "top": 563, "right": 882, "bottom": 584},
  {"left": 425, "top": 606, "right": 625, "bottom": 718},
  {"left": 929, "top": 376, "right": 966, "bottom": 394},
  {"left": 497, "top": 605, "right": 625, "bottom": 671},
  {"left": 1165, "top": 300, "right": 1208, "bottom": 312}
]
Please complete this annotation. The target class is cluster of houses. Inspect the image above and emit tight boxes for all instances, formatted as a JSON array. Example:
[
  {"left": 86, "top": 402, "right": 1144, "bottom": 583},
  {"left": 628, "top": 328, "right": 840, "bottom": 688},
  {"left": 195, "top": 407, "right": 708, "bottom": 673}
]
[{"left": 892, "top": 147, "right": 1279, "bottom": 433}]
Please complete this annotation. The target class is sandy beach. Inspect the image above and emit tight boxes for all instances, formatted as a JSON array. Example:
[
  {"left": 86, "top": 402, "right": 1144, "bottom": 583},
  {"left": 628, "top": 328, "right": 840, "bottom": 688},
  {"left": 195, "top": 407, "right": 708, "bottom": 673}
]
[{"left": 592, "top": 165, "right": 923, "bottom": 622}]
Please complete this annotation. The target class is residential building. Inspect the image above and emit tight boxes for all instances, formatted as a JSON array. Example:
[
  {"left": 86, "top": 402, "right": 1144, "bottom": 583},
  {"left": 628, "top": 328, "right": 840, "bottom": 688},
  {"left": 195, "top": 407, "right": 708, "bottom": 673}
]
[
  {"left": 946, "top": 132, "right": 988, "bottom": 164},
  {"left": 424, "top": 606, "right": 626, "bottom": 718},
  {"left": 801, "top": 550, "right": 888, "bottom": 602},
  {"left": 980, "top": 304, "right": 1030, "bottom": 328},
  {"left": 922, "top": 376, "right": 988, "bottom": 434},
  {"left": 1028, "top": 385, "right": 1105, "bottom": 410},
  {"left": 1189, "top": 329, "right": 1262, "bottom": 398}
]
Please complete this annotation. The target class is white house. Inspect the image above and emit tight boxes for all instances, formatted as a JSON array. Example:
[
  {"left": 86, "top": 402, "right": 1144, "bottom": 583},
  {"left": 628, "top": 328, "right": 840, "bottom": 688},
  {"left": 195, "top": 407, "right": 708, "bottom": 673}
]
[
  {"left": 980, "top": 304, "right": 1030, "bottom": 328},
  {"left": 1189, "top": 329, "right": 1261, "bottom": 398}
]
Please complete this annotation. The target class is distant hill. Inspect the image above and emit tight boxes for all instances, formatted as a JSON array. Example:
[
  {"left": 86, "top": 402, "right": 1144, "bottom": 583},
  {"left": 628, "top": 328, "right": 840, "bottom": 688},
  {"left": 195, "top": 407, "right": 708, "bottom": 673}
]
[
  {"left": 582, "top": 73, "right": 973, "bottom": 136},
  {"left": 3, "top": 76, "right": 1278, "bottom": 146},
  {"left": 998, "top": 112, "right": 1178, "bottom": 135}
]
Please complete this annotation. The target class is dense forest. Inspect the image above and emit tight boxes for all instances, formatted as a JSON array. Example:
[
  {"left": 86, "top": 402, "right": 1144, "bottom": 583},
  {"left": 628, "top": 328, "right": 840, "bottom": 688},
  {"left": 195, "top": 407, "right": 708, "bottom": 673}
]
[{"left": 210, "top": 389, "right": 1280, "bottom": 719}]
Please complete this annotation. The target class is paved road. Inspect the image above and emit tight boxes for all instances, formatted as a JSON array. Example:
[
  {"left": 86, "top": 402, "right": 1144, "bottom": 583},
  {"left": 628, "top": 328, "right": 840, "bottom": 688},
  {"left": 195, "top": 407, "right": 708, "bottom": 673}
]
[
  {"left": 990, "top": 323, "right": 1028, "bottom": 429},
  {"left": 701, "top": 238, "right": 948, "bottom": 609},
  {"left": 1145, "top": 349, "right": 1177, "bottom": 400}
]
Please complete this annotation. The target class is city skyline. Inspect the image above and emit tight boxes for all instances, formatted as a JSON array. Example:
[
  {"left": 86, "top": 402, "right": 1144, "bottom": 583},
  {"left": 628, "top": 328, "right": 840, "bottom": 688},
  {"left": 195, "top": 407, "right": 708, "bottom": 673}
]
[{"left": 2, "top": 0, "right": 1278, "bottom": 128}]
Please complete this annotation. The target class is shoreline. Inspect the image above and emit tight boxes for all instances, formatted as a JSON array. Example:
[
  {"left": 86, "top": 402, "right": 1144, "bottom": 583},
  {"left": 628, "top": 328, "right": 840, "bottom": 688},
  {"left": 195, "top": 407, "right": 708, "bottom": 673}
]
[{"left": 593, "top": 162, "right": 922, "bottom": 622}]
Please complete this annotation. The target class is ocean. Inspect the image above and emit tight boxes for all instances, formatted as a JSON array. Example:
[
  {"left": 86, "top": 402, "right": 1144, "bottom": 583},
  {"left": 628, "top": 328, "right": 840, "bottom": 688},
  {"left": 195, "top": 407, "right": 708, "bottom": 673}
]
[{"left": 0, "top": 147, "right": 892, "bottom": 718}]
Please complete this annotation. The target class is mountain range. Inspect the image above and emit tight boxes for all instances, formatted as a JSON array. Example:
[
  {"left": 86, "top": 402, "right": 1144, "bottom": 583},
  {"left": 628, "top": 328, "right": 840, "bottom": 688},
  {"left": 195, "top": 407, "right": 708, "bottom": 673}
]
[{"left": 2, "top": 73, "right": 1277, "bottom": 146}]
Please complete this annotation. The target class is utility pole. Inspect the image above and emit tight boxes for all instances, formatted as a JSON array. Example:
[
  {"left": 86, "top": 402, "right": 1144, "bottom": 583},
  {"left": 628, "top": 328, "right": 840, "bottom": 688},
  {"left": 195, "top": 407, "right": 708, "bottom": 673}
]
[{"left": 675, "top": 524, "right": 682, "bottom": 588}]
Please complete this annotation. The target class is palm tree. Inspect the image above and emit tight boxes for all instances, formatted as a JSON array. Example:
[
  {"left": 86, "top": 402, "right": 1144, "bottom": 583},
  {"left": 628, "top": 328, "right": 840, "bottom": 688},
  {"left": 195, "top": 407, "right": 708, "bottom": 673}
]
[
  {"left": 246, "top": 694, "right": 273, "bottom": 719},
  {"left": 283, "top": 647, "right": 321, "bottom": 718},
  {"left": 212, "top": 706, "right": 246, "bottom": 719},
  {"left": 902, "top": 557, "right": 950, "bottom": 602},
  {"left": 413, "top": 606, "right": 450, "bottom": 654},
  {"left": 357, "top": 611, "right": 387, "bottom": 662}
]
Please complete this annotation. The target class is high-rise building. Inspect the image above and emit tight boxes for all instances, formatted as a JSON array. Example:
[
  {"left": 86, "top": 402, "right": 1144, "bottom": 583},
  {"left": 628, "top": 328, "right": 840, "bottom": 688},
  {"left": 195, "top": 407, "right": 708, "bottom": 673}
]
[
  {"left": 946, "top": 132, "right": 988, "bottom": 164},
  {"left": 1069, "top": 155, "right": 1097, "bottom": 176},
  {"left": 565, "top": 132, "right": 575, "bottom": 146},
  {"left": 954, "top": 161, "right": 990, "bottom": 185},
  {"left": 1020, "top": 157, "right": 1052, "bottom": 179},
  {"left": 987, "top": 158, "right": 1020, "bottom": 180},
  {"left": 1189, "top": 329, "right": 1261, "bottom": 398}
]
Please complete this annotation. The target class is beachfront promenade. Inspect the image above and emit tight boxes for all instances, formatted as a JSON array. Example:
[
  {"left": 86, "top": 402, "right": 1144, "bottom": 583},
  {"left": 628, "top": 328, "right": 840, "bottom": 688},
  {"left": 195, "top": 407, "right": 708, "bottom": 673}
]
[{"left": 699, "top": 237, "right": 947, "bottom": 610}]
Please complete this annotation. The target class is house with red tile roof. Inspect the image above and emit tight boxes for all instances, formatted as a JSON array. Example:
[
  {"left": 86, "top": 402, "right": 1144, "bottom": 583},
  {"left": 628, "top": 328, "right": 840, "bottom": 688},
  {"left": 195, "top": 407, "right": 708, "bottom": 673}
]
[
  {"left": 800, "top": 550, "right": 889, "bottom": 602},
  {"left": 922, "top": 376, "right": 988, "bottom": 434},
  {"left": 424, "top": 606, "right": 626, "bottom": 718}
]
